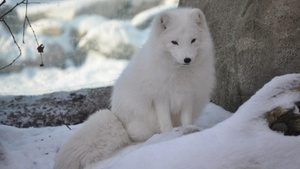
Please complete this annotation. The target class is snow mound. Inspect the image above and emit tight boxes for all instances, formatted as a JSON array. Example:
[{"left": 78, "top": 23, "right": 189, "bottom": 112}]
[
  {"left": 97, "top": 74, "right": 300, "bottom": 169},
  {"left": 1, "top": 74, "right": 299, "bottom": 169},
  {"left": 0, "top": 103, "right": 231, "bottom": 169}
]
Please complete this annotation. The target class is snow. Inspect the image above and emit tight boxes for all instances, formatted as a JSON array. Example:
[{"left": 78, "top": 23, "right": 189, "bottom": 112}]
[
  {"left": 0, "top": 103, "right": 231, "bottom": 169},
  {"left": 0, "top": 124, "right": 80, "bottom": 169},
  {"left": 70, "top": 15, "right": 108, "bottom": 37},
  {"left": 0, "top": 54, "right": 128, "bottom": 95},
  {"left": 99, "top": 74, "right": 300, "bottom": 169},
  {"left": 1, "top": 74, "right": 299, "bottom": 169}
]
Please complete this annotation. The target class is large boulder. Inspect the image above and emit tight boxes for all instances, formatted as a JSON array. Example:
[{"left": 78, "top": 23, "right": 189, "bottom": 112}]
[{"left": 179, "top": 0, "right": 300, "bottom": 112}]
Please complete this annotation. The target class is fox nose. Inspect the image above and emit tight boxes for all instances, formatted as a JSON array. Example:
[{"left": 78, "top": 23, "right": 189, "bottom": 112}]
[{"left": 184, "top": 57, "right": 191, "bottom": 64}]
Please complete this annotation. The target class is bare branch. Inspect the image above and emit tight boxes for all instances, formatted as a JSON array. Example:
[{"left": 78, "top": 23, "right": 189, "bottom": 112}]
[
  {"left": 0, "top": 0, "right": 26, "bottom": 20},
  {"left": 22, "top": 0, "right": 45, "bottom": 67},
  {"left": 0, "top": 0, "right": 45, "bottom": 70},
  {"left": 24, "top": 16, "right": 39, "bottom": 46},
  {"left": 22, "top": 0, "right": 41, "bottom": 46},
  {"left": 0, "top": 0, "right": 6, "bottom": 7},
  {"left": 65, "top": 125, "right": 72, "bottom": 130},
  {"left": 0, "top": 20, "right": 22, "bottom": 70},
  {"left": 22, "top": 0, "right": 28, "bottom": 43}
]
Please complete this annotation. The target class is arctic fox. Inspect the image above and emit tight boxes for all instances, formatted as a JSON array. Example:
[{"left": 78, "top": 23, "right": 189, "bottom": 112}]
[
  {"left": 112, "top": 7, "right": 215, "bottom": 142},
  {"left": 54, "top": 8, "right": 215, "bottom": 169}
]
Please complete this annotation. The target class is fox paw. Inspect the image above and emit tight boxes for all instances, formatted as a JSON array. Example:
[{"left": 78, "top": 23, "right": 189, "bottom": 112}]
[{"left": 174, "top": 125, "right": 202, "bottom": 136}]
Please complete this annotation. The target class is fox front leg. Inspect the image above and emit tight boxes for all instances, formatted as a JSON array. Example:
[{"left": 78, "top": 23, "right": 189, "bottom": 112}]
[{"left": 154, "top": 100, "right": 173, "bottom": 133}]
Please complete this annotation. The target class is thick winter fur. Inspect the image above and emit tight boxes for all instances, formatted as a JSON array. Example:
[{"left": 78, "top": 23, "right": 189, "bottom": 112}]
[
  {"left": 112, "top": 7, "right": 215, "bottom": 141},
  {"left": 54, "top": 110, "right": 130, "bottom": 169},
  {"left": 54, "top": 8, "right": 215, "bottom": 169}
]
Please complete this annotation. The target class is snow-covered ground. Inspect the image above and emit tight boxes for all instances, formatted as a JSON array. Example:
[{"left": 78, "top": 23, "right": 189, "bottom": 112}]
[
  {"left": 0, "top": 103, "right": 232, "bottom": 169},
  {"left": 1, "top": 74, "right": 299, "bottom": 169},
  {"left": 102, "top": 74, "right": 300, "bottom": 169}
]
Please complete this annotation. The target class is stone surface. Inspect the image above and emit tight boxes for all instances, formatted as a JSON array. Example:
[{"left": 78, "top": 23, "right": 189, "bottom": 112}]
[
  {"left": 0, "top": 86, "right": 112, "bottom": 127},
  {"left": 265, "top": 103, "right": 300, "bottom": 136},
  {"left": 179, "top": 0, "right": 300, "bottom": 112}
]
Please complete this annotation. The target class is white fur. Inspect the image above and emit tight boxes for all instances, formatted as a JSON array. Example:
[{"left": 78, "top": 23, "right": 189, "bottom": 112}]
[
  {"left": 54, "top": 8, "right": 215, "bottom": 169},
  {"left": 53, "top": 110, "right": 130, "bottom": 169},
  {"left": 112, "top": 8, "right": 215, "bottom": 141}
]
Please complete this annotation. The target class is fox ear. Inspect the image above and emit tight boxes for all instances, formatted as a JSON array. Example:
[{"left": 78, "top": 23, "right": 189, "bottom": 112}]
[
  {"left": 159, "top": 13, "right": 170, "bottom": 30},
  {"left": 152, "top": 12, "right": 171, "bottom": 35},
  {"left": 190, "top": 8, "right": 206, "bottom": 27}
]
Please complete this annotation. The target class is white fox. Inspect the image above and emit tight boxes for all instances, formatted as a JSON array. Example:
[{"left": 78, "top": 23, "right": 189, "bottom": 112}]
[{"left": 54, "top": 7, "right": 215, "bottom": 169}]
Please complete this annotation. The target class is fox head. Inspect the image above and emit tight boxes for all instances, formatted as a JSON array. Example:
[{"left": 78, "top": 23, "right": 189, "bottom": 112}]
[{"left": 151, "top": 8, "right": 210, "bottom": 66}]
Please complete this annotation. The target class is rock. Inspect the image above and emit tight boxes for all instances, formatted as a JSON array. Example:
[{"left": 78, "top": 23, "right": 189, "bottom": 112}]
[
  {"left": 264, "top": 82, "right": 300, "bottom": 136},
  {"left": 265, "top": 105, "right": 300, "bottom": 136},
  {"left": 0, "top": 86, "right": 112, "bottom": 128},
  {"left": 179, "top": 0, "right": 300, "bottom": 112}
]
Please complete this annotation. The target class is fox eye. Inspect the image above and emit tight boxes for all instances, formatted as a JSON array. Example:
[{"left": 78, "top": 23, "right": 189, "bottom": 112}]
[
  {"left": 191, "top": 38, "right": 196, "bottom": 43},
  {"left": 171, "top": 41, "right": 178, "bottom": 45}
]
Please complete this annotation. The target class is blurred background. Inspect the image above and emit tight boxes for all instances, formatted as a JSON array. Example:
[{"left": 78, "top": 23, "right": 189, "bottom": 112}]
[{"left": 0, "top": 0, "right": 178, "bottom": 95}]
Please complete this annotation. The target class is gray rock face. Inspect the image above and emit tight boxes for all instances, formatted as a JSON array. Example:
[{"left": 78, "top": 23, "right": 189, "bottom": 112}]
[
  {"left": 179, "top": 0, "right": 300, "bottom": 111},
  {"left": 0, "top": 86, "right": 112, "bottom": 127}
]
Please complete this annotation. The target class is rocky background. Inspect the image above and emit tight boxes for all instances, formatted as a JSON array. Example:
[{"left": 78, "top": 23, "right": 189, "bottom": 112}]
[{"left": 179, "top": 0, "right": 300, "bottom": 112}]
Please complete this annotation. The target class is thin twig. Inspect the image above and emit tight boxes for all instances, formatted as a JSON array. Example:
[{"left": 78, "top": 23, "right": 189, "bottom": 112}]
[
  {"left": 0, "top": 0, "right": 26, "bottom": 70},
  {"left": 0, "top": 20, "right": 22, "bottom": 70},
  {"left": 22, "top": 0, "right": 44, "bottom": 67},
  {"left": 0, "top": 0, "right": 26, "bottom": 20},
  {"left": 22, "top": 0, "right": 40, "bottom": 46},
  {"left": 65, "top": 124, "right": 72, "bottom": 130},
  {"left": 0, "top": 0, "right": 44, "bottom": 70},
  {"left": 0, "top": 0, "right": 6, "bottom": 7},
  {"left": 25, "top": 16, "right": 39, "bottom": 46},
  {"left": 22, "top": 0, "right": 28, "bottom": 43}
]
